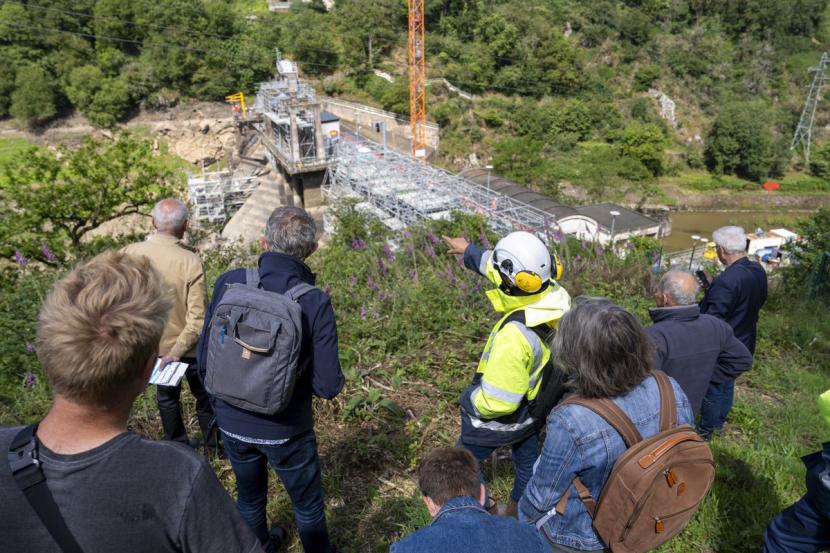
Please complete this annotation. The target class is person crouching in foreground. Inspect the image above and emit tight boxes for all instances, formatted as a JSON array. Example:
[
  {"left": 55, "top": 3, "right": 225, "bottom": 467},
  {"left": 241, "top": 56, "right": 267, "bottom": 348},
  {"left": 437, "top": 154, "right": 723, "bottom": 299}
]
[{"left": 390, "top": 447, "right": 551, "bottom": 553}]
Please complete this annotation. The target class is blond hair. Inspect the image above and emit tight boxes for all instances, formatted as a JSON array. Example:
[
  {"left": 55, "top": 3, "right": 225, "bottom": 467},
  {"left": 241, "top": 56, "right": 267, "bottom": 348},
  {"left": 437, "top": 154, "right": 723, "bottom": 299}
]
[{"left": 36, "top": 251, "right": 173, "bottom": 408}]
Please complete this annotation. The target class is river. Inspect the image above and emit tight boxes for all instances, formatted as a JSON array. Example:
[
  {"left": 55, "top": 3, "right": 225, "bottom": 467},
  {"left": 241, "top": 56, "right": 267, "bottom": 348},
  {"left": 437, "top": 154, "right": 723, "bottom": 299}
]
[{"left": 662, "top": 210, "right": 813, "bottom": 252}]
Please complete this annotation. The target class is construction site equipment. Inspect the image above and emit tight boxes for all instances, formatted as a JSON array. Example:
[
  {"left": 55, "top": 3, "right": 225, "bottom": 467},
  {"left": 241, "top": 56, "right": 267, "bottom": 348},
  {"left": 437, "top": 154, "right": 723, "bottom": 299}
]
[
  {"left": 791, "top": 52, "right": 829, "bottom": 164},
  {"left": 188, "top": 170, "right": 259, "bottom": 224},
  {"left": 248, "top": 52, "right": 333, "bottom": 175},
  {"left": 225, "top": 92, "right": 247, "bottom": 122},
  {"left": 323, "top": 132, "right": 563, "bottom": 238},
  {"left": 408, "top": 0, "right": 427, "bottom": 159}
]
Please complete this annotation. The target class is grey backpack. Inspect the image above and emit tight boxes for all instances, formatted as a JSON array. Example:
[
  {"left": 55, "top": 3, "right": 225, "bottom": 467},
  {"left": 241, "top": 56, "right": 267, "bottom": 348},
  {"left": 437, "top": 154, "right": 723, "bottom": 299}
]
[{"left": 204, "top": 268, "right": 314, "bottom": 415}]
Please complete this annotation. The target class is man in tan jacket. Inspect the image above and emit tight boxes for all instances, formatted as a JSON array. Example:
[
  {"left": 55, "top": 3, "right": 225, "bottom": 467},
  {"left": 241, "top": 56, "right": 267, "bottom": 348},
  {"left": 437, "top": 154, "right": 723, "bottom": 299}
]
[{"left": 123, "top": 198, "right": 215, "bottom": 450}]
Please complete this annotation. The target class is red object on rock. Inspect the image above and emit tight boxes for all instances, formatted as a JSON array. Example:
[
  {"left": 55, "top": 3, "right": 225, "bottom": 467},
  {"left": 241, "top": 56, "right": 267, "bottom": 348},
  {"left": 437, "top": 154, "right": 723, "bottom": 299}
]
[{"left": 762, "top": 181, "right": 780, "bottom": 191}]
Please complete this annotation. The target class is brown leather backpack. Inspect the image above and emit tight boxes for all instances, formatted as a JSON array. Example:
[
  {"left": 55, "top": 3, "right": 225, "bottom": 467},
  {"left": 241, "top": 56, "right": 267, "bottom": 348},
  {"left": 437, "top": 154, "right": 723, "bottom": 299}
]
[{"left": 556, "top": 371, "right": 715, "bottom": 553}]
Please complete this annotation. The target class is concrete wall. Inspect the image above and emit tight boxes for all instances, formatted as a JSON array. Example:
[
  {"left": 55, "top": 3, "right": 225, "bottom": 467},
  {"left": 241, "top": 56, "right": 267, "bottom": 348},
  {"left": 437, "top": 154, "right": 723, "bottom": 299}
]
[{"left": 320, "top": 97, "right": 440, "bottom": 151}]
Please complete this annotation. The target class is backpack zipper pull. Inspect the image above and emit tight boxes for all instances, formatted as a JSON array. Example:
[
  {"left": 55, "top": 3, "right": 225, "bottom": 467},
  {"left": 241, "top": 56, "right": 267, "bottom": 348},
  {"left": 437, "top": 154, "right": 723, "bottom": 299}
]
[
  {"left": 655, "top": 517, "right": 665, "bottom": 533},
  {"left": 664, "top": 468, "right": 677, "bottom": 488}
]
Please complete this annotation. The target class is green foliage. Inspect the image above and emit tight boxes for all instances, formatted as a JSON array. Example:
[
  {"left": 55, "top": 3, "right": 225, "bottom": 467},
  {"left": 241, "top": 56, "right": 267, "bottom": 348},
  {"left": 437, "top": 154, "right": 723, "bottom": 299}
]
[
  {"left": 619, "top": 121, "right": 667, "bottom": 176},
  {"left": 0, "top": 134, "right": 179, "bottom": 263},
  {"left": 10, "top": 65, "right": 58, "bottom": 126},
  {"left": 783, "top": 208, "right": 830, "bottom": 294},
  {"left": 65, "top": 65, "right": 131, "bottom": 128},
  {"left": 809, "top": 142, "right": 830, "bottom": 178},
  {"left": 704, "top": 102, "right": 778, "bottom": 182},
  {"left": 633, "top": 64, "right": 660, "bottom": 92}
]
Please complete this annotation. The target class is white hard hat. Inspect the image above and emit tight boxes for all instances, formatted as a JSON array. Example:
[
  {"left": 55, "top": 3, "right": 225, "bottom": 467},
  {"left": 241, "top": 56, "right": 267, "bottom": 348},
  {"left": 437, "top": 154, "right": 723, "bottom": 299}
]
[{"left": 492, "top": 231, "right": 552, "bottom": 293}]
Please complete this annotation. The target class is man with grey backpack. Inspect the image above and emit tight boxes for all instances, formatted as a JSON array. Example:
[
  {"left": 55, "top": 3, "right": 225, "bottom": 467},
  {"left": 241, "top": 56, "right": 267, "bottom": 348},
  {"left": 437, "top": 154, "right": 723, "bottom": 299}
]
[{"left": 197, "top": 207, "right": 344, "bottom": 553}]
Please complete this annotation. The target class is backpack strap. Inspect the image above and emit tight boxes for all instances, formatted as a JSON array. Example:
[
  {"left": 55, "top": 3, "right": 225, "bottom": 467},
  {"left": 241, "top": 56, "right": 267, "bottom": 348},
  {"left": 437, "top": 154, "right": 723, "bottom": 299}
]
[
  {"left": 245, "top": 268, "right": 261, "bottom": 289},
  {"left": 559, "top": 396, "right": 643, "bottom": 448},
  {"left": 8, "top": 425, "right": 85, "bottom": 553},
  {"left": 285, "top": 282, "right": 316, "bottom": 302},
  {"left": 653, "top": 371, "right": 678, "bottom": 432}
]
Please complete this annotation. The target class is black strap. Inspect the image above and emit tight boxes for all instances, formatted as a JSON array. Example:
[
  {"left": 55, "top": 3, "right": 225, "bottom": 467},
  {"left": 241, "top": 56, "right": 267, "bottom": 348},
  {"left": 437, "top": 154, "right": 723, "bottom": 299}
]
[{"left": 8, "top": 425, "right": 84, "bottom": 553}]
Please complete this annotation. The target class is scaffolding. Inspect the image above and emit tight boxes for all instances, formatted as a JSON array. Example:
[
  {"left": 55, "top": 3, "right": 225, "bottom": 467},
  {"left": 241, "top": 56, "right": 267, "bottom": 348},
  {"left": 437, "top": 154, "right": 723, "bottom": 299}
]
[
  {"left": 323, "top": 132, "right": 561, "bottom": 238},
  {"left": 188, "top": 170, "right": 259, "bottom": 224},
  {"left": 248, "top": 53, "right": 334, "bottom": 175}
]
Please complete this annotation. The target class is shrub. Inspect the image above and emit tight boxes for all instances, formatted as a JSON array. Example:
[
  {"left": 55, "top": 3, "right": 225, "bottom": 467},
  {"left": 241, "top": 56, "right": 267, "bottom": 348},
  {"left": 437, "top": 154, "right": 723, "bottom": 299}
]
[{"left": 704, "top": 102, "right": 777, "bottom": 182}]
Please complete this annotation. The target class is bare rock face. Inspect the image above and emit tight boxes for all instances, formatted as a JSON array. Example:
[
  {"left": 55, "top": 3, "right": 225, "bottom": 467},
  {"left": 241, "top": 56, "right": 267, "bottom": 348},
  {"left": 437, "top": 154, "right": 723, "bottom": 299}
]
[
  {"left": 647, "top": 88, "right": 678, "bottom": 129},
  {"left": 167, "top": 119, "right": 237, "bottom": 165}
]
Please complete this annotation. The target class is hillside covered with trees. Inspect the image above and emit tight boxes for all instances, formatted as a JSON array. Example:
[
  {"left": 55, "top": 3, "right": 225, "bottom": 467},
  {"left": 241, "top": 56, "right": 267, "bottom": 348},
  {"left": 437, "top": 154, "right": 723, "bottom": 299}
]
[{"left": 4, "top": 0, "right": 830, "bottom": 202}]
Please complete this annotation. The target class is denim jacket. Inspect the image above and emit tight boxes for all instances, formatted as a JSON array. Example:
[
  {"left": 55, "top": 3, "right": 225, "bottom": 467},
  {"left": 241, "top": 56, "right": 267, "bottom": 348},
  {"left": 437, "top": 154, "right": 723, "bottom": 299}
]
[
  {"left": 519, "top": 375, "right": 693, "bottom": 551},
  {"left": 390, "top": 495, "right": 550, "bottom": 553}
]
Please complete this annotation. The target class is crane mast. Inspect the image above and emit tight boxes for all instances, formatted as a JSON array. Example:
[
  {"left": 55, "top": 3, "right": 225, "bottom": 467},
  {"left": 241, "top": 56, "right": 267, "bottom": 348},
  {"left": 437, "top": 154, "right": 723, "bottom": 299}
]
[{"left": 408, "top": 0, "right": 427, "bottom": 159}]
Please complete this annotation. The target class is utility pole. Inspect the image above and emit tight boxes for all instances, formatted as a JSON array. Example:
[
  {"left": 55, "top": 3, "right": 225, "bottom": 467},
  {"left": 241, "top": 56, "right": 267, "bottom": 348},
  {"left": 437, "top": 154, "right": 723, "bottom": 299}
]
[
  {"left": 791, "top": 52, "right": 829, "bottom": 165},
  {"left": 408, "top": 0, "right": 427, "bottom": 159}
]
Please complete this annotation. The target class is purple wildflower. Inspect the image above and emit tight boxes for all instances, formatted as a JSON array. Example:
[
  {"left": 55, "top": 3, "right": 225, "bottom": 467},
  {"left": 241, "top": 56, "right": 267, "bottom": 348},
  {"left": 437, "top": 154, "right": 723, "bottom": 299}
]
[
  {"left": 360, "top": 306, "right": 367, "bottom": 320},
  {"left": 351, "top": 239, "right": 358, "bottom": 250},
  {"left": 25, "top": 343, "right": 35, "bottom": 354},
  {"left": 25, "top": 372, "right": 36, "bottom": 389},
  {"left": 372, "top": 309, "right": 380, "bottom": 319},
  {"left": 377, "top": 258, "right": 387, "bottom": 276},
  {"left": 409, "top": 269, "right": 418, "bottom": 281},
  {"left": 383, "top": 243, "right": 395, "bottom": 261},
  {"left": 41, "top": 243, "right": 57, "bottom": 263},
  {"left": 379, "top": 292, "right": 385, "bottom": 301},
  {"left": 350, "top": 276, "right": 357, "bottom": 286},
  {"left": 474, "top": 282, "right": 482, "bottom": 292},
  {"left": 553, "top": 230, "right": 563, "bottom": 242},
  {"left": 358, "top": 239, "right": 366, "bottom": 250},
  {"left": 427, "top": 228, "right": 440, "bottom": 245},
  {"left": 625, "top": 241, "right": 635, "bottom": 250},
  {"left": 456, "top": 256, "right": 464, "bottom": 267},
  {"left": 403, "top": 230, "right": 411, "bottom": 239},
  {"left": 424, "top": 244, "right": 436, "bottom": 258},
  {"left": 14, "top": 250, "right": 28, "bottom": 266},
  {"left": 479, "top": 229, "right": 491, "bottom": 249},
  {"left": 323, "top": 287, "right": 332, "bottom": 295},
  {"left": 367, "top": 276, "right": 379, "bottom": 290},
  {"left": 580, "top": 239, "right": 587, "bottom": 250}
]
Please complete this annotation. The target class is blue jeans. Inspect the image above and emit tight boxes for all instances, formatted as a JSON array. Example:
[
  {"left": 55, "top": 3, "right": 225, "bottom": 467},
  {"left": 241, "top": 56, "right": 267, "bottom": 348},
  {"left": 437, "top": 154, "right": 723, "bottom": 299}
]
[
  {"left": 698, "top": 379, "right": 735, "bottom": 439},
  {"left": 763, "top": 496, "right": 830, "bottom": 553},
  {"left": 460, "top": 432, "right": 538, "bottom": 502},
  {"left": 222, "top": 431, "right": 333, "bottom": 553}
]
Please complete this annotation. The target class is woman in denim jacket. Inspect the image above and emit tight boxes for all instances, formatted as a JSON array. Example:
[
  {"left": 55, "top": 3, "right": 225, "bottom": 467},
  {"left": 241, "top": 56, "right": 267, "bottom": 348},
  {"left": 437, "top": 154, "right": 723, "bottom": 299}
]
[{"left": 519, "top": 298, "right": 694, "bottom": 552}]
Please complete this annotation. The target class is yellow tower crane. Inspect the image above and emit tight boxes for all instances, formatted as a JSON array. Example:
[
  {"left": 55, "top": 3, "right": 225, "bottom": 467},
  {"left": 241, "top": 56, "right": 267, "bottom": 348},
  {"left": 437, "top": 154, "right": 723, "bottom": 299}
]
[{"left": 408, "top": 0, "right": 427, "bottom": 159}]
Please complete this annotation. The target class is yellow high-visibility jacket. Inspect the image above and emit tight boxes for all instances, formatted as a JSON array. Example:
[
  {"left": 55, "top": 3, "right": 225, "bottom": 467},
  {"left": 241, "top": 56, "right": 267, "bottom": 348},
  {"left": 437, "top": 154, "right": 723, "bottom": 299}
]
[{"left": 462, "top": 245, "right": 571, "bottom": 423}]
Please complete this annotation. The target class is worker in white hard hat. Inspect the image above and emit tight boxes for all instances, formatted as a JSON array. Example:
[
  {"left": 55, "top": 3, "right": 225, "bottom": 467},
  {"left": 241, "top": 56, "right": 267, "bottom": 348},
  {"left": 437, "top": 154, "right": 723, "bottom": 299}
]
[{"left": 444, "top": 231, "right": 571, "bottom": 518}]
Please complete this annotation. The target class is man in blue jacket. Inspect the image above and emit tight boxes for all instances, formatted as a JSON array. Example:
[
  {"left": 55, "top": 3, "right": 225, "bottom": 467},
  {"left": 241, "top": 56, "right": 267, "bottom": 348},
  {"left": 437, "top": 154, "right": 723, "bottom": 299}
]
[
  {"left": 390, "top": 447, "right": 550, "bottom": 553},
  {"left": 647, "top": 270, "right": 753, "bottom": 417},
  {"left": 197, "top": 207, "right": 344, "bottom": 553},
  {"left": 698, "top": 226, "right": 767, "bottom": 439}
]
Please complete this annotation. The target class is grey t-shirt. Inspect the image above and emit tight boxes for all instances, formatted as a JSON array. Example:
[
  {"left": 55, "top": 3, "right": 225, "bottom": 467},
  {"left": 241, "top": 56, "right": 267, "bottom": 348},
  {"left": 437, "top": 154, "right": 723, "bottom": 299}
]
[{"left": 0, "top": 426, "right": 261, "bottom": 553}]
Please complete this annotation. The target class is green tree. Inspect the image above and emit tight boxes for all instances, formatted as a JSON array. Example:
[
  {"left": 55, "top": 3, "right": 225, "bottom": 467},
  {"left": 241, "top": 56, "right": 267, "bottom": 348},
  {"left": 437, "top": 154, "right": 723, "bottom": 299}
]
[
  {"left": 9, "top": 65, "right": 58, "bottom": 126},
  {"left": 65, "top": 65, "right": 131, "bottom": 127},
  {"left": 336, "top": 0, "right": 399, "bottom": 69},
  {"left": 0, "top": 134, "right": 177, "bottom": 263},
  {"left": 810, "top": 142, "right": 830, "bottom": 178},
  {"left": 704, "top": 102, "right": 775, "bottom": 181},
  {"left": 619, "top": 122, "right": 666, "bottom": 176}
]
